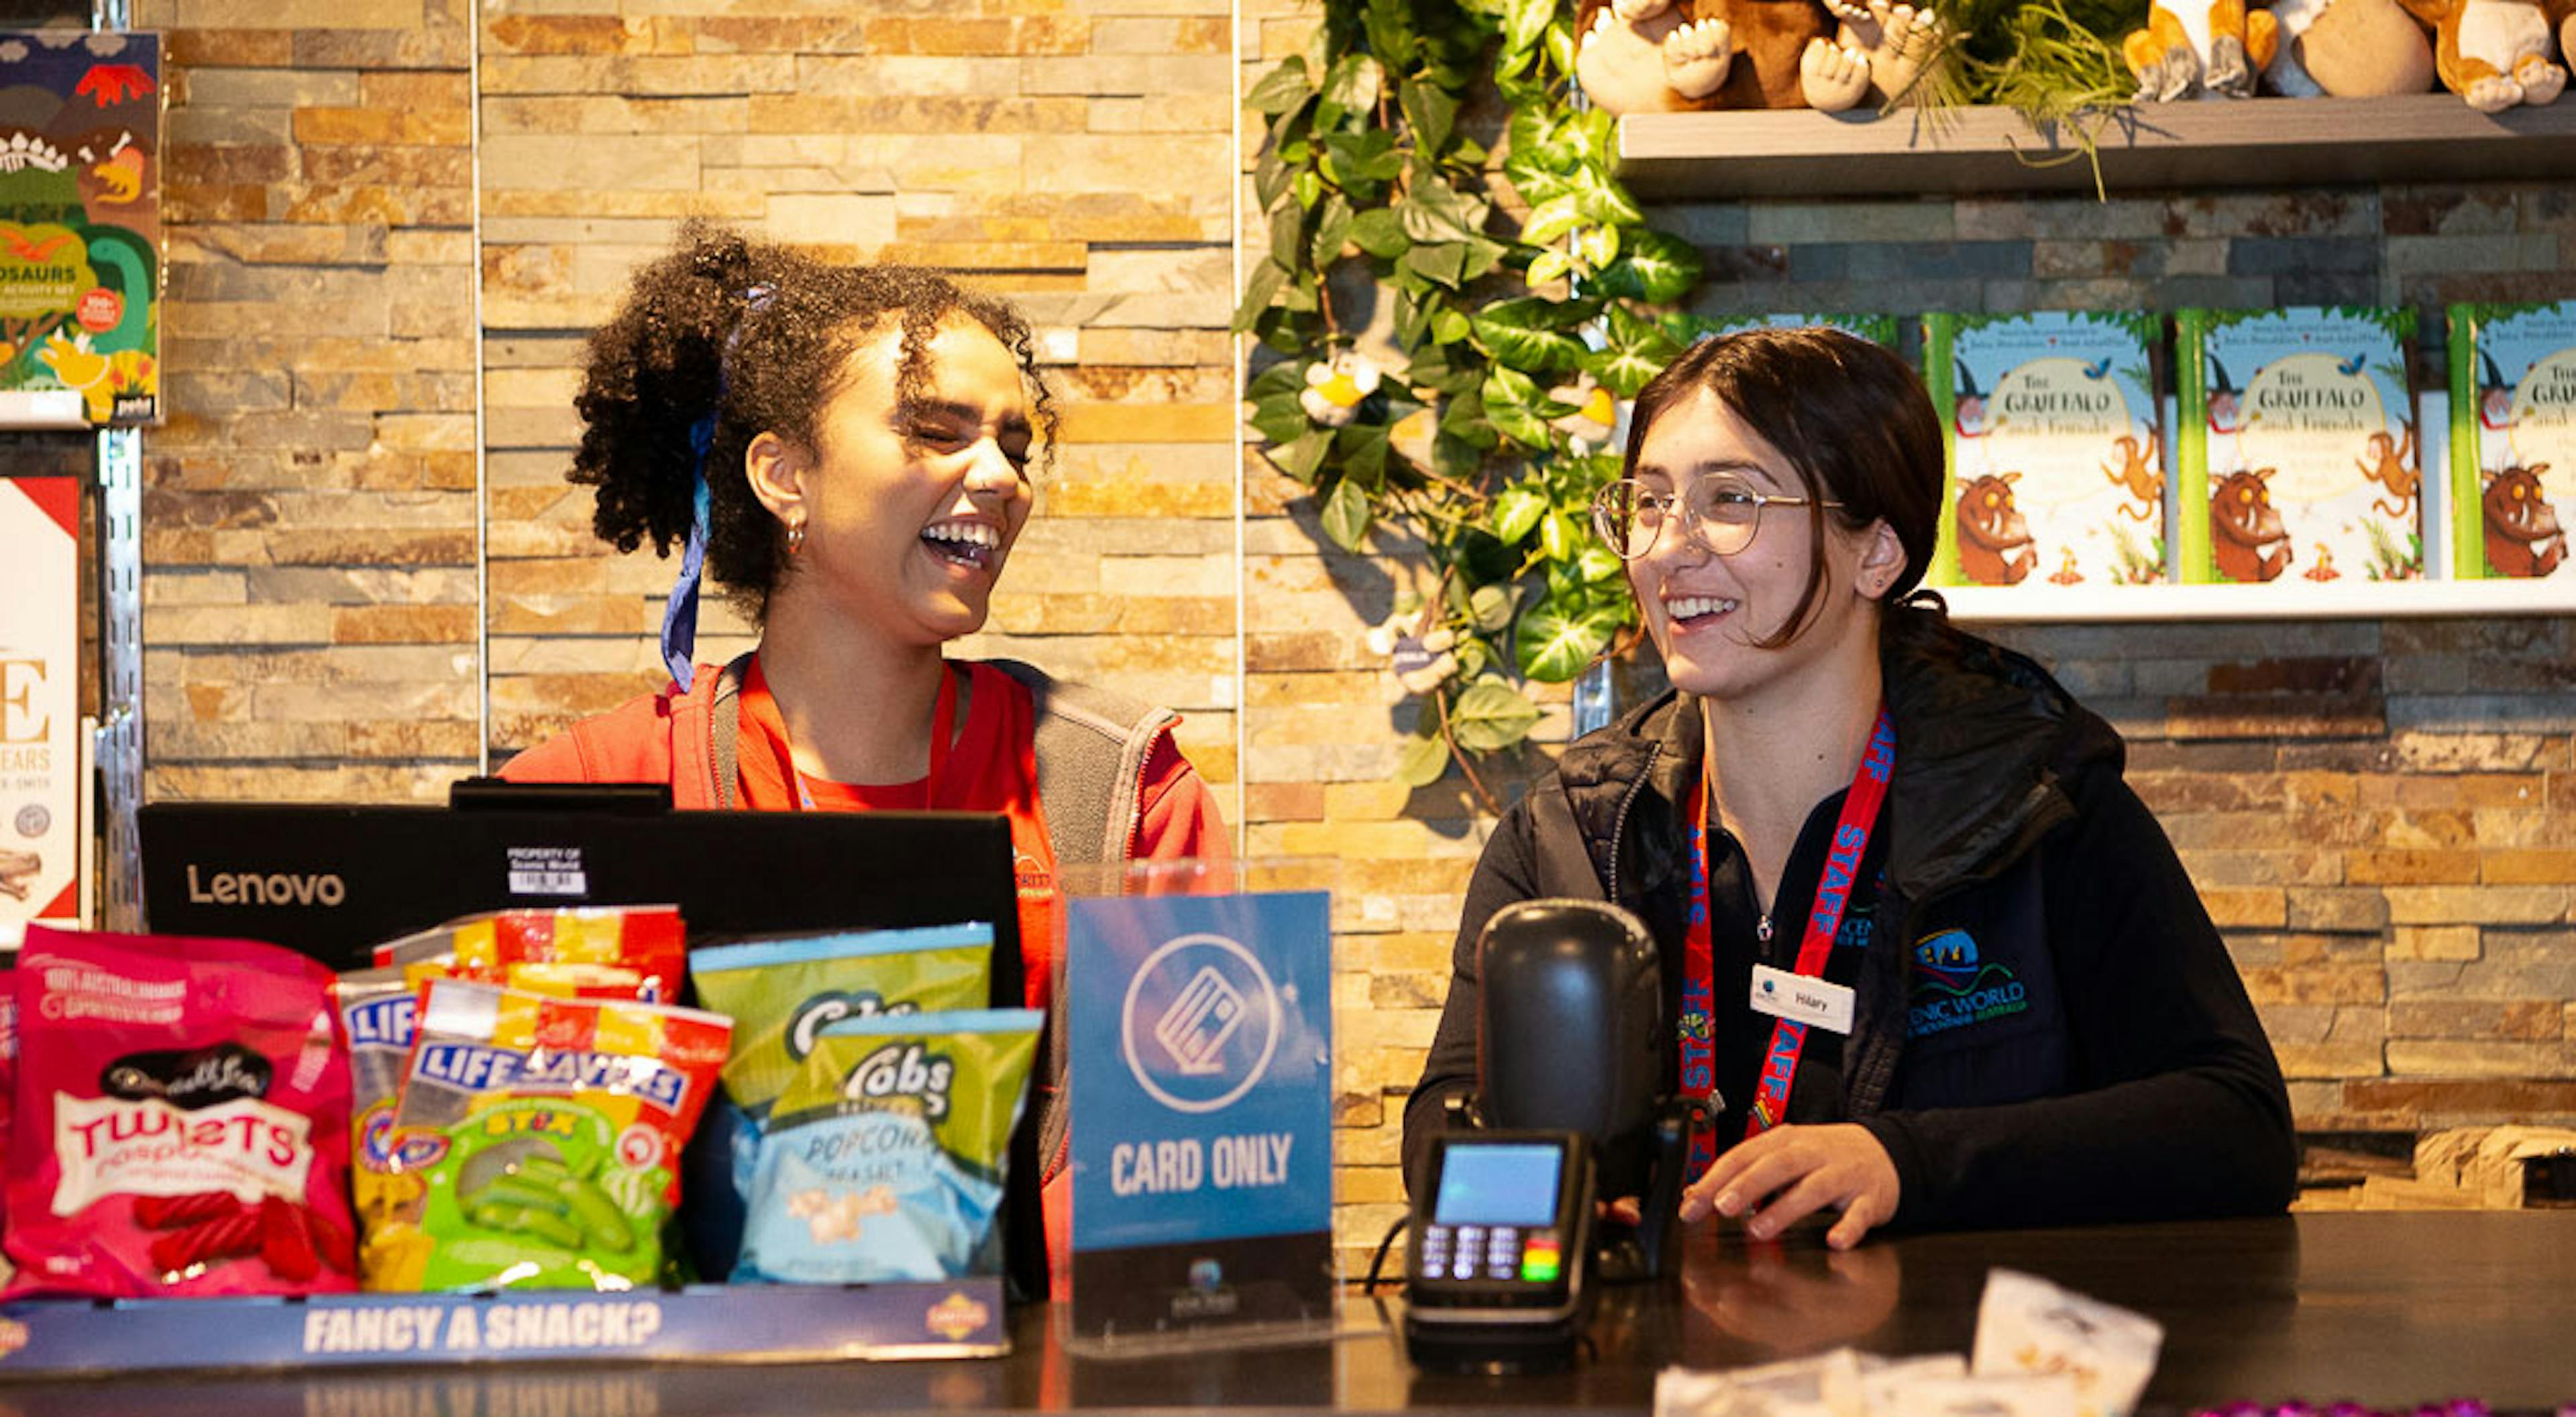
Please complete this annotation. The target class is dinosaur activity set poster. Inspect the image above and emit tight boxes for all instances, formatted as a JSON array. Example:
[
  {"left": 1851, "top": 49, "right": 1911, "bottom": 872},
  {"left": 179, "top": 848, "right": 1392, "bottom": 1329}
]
[
  {"left": 2176, "top": 307, "right": 2423, "bottom": 588},
  {"left": 0, "top": 29, "right": 160, "bottom": 429},
  {"left": 1924, "top": 311, "right": 2167, "bottom": 591},
  {"left": 2449, "top": 302, "right": 2576, "bottom": 581}
]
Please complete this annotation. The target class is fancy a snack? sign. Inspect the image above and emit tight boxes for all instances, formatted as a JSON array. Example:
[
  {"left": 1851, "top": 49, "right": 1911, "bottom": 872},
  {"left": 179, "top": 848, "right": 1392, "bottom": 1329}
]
[{"left": 1067, "top": 890, "right": 1331, "bottom": 1343}]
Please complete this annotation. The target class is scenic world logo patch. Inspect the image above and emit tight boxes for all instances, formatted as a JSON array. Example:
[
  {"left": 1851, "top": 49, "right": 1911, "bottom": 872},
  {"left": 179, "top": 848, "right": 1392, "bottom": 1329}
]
[{"left": 1907, "top": 929, "right": 2028, "bottom": 1037}]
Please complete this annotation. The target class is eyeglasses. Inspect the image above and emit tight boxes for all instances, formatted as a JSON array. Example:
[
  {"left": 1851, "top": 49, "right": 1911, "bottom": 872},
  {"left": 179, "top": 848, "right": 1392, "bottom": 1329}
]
[{"left": 1589, "top": 476, "right": 1844, "bottom": 560}]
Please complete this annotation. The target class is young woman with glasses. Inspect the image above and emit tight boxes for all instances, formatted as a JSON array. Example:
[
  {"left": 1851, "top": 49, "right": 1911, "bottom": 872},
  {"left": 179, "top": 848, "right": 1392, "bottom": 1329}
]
[{"left": 1403, "top": 327, "right": 2294, "bottom": 1249}]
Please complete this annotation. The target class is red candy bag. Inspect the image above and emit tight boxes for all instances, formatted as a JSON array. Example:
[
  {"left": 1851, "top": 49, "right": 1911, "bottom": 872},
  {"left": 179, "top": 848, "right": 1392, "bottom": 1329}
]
[{"left": 5, "top": 925, "right": 358, "bottom": 1297}]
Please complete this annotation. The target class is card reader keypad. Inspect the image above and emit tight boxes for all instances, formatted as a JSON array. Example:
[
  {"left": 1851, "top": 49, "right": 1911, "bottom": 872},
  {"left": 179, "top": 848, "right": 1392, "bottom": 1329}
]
[{"left": 1418, "top": 1224, "right": 1564, "bottom": 1284}]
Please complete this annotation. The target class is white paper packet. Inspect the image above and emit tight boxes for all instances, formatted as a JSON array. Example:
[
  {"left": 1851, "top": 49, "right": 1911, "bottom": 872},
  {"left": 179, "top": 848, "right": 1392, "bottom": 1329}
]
[
  {"left": 1970, "top": 1268, "right": 2164, "bottom": 1417},
  {"left": 1888, "top": 1372, "right": 2083, "bottom": 1417},
  {"left": 1654, "top": 1348, "right": 1865, "bottom": 1417}
]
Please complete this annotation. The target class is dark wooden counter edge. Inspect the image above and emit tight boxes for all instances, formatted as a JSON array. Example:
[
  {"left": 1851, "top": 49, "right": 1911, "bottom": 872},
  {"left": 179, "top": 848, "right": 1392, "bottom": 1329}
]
[{"left": 1618, "top": 94, "right": 2576, "bottom": 199}]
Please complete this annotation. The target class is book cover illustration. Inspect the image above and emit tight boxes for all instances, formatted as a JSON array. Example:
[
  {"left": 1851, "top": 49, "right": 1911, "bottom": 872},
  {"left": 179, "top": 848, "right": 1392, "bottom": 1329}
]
[
  {"left": 2447, "top": 301, "right": 2575, "bottom": 580},
  {"left": 1923, "top": 311, "right": 2165, "bottom": 589},
  {"left": 2175, "top": 307, "right": 2420, "bottom": 586},
  {"left": 0, "top": 29, "right": 160, "bottom": 429},
  {"left": 1663, "top": 312, "right": 1903, "bottom": 349}
]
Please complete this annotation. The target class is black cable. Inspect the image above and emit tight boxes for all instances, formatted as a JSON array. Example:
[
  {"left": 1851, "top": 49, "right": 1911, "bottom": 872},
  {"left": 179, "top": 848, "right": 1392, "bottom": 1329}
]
[{"left": 1362, "top": 1212, "right": 1409, "bottom": 1294}]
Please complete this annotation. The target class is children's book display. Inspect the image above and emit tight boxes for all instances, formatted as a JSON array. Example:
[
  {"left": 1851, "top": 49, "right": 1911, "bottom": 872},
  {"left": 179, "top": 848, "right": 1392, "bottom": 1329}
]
[
  {"left": 1925, "top": 311, "right": 2167, "bottom": 590},
  {"left": 1915, "top": 301, "right": 2576, "bottom": 609},
  {"left": 2176, "top": 307, "right": 2422, "bottom": 587},
  {"left": 2448, "top": 301, "right": 2575, "bottom": 582}
]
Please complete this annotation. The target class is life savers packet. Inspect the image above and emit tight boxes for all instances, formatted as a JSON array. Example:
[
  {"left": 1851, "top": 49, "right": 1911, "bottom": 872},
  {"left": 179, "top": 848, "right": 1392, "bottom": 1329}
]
[
  {"left": 4, "top": 925, "right": 358, "bottom": 1298},
  {"left": 390, "top": 980, "right": 730, "bottom": 1292},
  {"left": 735, "top": 1008, "right": 1040, "bottom": 1284}
]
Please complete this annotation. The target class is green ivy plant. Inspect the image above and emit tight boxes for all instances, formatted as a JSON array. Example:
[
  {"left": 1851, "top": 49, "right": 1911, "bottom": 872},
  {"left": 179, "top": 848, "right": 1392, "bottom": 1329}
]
[{"left": 1236, "top": 0, "right": 1704, "bottom": 808}]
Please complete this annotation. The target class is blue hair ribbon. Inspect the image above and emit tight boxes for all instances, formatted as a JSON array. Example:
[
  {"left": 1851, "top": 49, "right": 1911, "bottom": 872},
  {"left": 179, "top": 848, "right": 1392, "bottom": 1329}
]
[{"left": 657, "top": 284, "right": 775, "bottom": 692}]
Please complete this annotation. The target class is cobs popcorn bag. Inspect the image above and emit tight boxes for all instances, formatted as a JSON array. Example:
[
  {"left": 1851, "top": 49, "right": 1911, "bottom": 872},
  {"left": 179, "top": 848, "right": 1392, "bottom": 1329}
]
[
  {"left": 683, "top": 925, "right": 994, "bottom": 1276},
  {"left": 390, "top": 980, "right": 729, "bottom": 1292},
  {"left": 4, "top": 925, "right": 358, "bottom": 1297},
  {"left": 736, "top": 1008, "right": 1040, "bottom": 1284}
]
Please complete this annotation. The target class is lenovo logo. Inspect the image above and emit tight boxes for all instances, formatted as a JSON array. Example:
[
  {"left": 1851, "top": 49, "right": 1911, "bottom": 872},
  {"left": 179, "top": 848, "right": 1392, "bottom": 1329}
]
[{"left": 184, "top": 865, "right": 346, "bottom": 908}]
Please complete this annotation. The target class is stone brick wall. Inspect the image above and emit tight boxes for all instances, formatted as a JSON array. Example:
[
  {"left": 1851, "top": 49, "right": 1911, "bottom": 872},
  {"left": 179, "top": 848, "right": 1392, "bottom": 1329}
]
[{"left": 130, "top": 0, "right": 482, "bottom": 802}]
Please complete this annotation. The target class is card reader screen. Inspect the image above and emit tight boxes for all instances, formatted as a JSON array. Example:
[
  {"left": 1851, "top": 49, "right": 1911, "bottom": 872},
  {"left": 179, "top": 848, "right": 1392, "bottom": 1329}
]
[{"left": 1432, "top": 1142, "right": 1563, "bottom": 1227}]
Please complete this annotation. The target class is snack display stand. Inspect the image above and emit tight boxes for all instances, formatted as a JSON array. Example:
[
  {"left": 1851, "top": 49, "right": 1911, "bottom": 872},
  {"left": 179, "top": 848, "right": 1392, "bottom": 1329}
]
[{"left": 0, "top": 1276, "right": 1007, "bottom": 1377}]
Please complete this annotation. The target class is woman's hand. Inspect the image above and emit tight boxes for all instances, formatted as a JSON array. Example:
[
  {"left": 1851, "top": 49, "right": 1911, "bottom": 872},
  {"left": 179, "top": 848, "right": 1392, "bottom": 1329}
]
[{"left": 1679, "top": 1122, "right": 1899, "bottom": 1251}]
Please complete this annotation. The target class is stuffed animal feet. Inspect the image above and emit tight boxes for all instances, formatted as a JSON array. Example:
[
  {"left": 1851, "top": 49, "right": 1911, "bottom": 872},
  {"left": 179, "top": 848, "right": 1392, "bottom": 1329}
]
[
  {"left": 2516, "top": 48, "right": 2569, "bottom": 103},
  {"left": 1666, "top": 17, "right": 1737, "bottom": 99},
  {"left": 2125, "top": 11, "right": 2205, "bottom": 100},
  {"left": 1804, "top": 1, "right": 1941, "bottom": 109},
  {"left": 1576, "top": 0, "right": 1731, "bottom": 115}
]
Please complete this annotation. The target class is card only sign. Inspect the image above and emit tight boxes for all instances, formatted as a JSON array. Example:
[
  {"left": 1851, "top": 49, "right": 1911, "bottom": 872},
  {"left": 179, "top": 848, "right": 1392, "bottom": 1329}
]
[{"left": 1067, "top": 891, "right": 1330, "bottom": 1341}]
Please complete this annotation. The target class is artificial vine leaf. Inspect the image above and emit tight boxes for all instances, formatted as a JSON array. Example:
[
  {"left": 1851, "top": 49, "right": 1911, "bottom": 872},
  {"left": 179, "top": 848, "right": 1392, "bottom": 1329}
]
[
  {"left": 1323, "top": 130, "right": 1402, "bottom": 203},
  {"left": 1250, "top": 390, "right": 1308, "bottom": 445},
  {"left": 1248, "top": 360, "right": 1305, "bottom": 399},
  {"left": 1316, "top": 53, "right": 1385, "bottom": 131},
  {"left": 1470, "top": 298, "right": 1587, "bottom": 376},
  {"left": 1490, "top": 484, "right": 1548, "bottom": 546},
  {"left": 1403, "top": 240, "right": 1471, "bottom": 290},
  {"left": 1400, "top": 78, "right": 1458, "bottom": 156},
  {"left": 1591, "top": 229, "right": 1706, "bottom": 305},
  {"left": 1310, "top": 193, "right": 1356, "bottom": 266},
  {"left": 1271, "top": 202, "right": 1308, "bottom": 268},
  {"left": 1338, "top": 421, "right": 1391, "bottom": 490},
  {"left": 1468, "top": 583, "right": 1514, "bottom": 632},
  {"left": 1246, "top": 57, "right": 1315, "bottom": 116},
  {"left": 1255, "top": 150, "right": 1291, "bottom": 210},
  {"left": 1274, "top": 427, "right": 1332, "bottom": 484},
  {"left": 1538, "top": 509, "right": 1580, "bottom": 563},
  {"left": 1349, "top": 207, "right": 1408, "bottom": 260},
  {"left": 1293, "top": 168, "right": 1322, "bottom": 210},
  {"left": 1519, "top": 195, "right": 1584, "bottom": 248},
  {"left": 1450, "top": 680, "right": 1542, "bottom": 752},
  {"left": 1399, "top": 169, "right": 1485, "bottom": 244},
  {"left": 1234, "top": 258, "right": 1288, "bottom": 331},
  {"left": 1321, "top": 476, "right": 1373, "bottom": 552},
  {"left": 1516, "top": 596, "right": 1622, "bottom": 682},
  {"left": 1585, "top": 303, "right": 1686, "bottom": 398},
  {"left": 1395, "top": 731, "right": 1451, "bottom": 788},
  {"left": 1574, "top": 543, "right": 1627, "bottom": 586},
  {"left": 1481, "top": 366, "right": 1568, "bottom": 449},
  {"left": 1526, "top": 249, "right": 1571, "bottom": 288},
  {"left": 1364, "top": 0, "right": 1417, "bottom": 69},
  {"left": 1572, "top": 167, "right": 1644, "bottom": 227}
]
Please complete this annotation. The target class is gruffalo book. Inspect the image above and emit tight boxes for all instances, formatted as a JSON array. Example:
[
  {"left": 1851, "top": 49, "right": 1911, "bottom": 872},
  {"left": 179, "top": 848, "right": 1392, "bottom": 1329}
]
[
  {"left": 2176, "top": 307, "right": 2420, "bottom": 587},
  {"left": 2448, "top": 302, "right": 2575, "bottom": 580},
  {"left": 1923, "top": 311, "right": 2165, "bottom": 590}
]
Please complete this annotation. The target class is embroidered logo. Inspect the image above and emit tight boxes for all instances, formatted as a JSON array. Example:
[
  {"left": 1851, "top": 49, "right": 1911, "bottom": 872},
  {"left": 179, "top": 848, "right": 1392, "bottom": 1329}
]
[{"left": 1906, "top": 929, "right": 2028, "bottom": 1037}]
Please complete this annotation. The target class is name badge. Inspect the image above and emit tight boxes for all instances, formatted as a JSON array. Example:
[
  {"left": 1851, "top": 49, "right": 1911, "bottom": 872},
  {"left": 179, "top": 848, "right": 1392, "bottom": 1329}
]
[{"left": 1749, "top": 965, "right": 1856, "bottom": 1035}]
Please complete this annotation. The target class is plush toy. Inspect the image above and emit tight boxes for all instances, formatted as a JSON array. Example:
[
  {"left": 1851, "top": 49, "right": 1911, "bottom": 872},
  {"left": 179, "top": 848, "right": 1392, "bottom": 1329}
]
[
  {"left": 2125, "top": 0, "right": 2282, "bottom": 99},
  {"left": 2264, "top": 0, "right": 2438, "bottom": 95},
  {"left": 1800, "top": 1, "right": 1946, "bottom": 111},
  {"left": 2396, "top": 0, "right": 2571, "bottom": 110},
  {"left": 1573, "top": 0, "right": 1835, "bottom": 114}
]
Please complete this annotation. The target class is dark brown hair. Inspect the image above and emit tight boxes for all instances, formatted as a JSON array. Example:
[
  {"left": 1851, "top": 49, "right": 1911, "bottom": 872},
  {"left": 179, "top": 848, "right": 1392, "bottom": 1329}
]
[
  {"left": 1620, "top": 325, "right": 1947, "bottom": 649},
  {"left": 572, "top": 220, "right": 1057, "bottom": 623}
]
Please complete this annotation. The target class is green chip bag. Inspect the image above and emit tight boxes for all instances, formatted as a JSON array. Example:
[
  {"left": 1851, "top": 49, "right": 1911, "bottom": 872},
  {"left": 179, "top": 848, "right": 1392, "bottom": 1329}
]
[{"left": 688, "top": 924, "right": 994, "bottom": 1114}]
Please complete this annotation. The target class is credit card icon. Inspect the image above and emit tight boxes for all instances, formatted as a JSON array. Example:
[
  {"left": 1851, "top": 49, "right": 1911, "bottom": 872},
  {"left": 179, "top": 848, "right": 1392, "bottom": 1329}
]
[{"left": 1154, "top": 965, "right": 1246, "bottom": 1075}]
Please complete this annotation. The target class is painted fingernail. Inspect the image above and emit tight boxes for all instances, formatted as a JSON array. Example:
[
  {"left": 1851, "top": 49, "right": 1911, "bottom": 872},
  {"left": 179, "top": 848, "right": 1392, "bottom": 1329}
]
[{"left": 1746, "top": 1215, "right": 1773, "bottom": 1240}]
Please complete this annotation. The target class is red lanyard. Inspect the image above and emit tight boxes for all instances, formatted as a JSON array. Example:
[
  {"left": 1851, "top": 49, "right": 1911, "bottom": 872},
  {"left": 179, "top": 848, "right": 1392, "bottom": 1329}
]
[
  {"left": 1679, "top": 705, "right": 1894, "bottom": 1173},
  {"left": 789, "top": 661, "right": 958, "bottom": 811}
]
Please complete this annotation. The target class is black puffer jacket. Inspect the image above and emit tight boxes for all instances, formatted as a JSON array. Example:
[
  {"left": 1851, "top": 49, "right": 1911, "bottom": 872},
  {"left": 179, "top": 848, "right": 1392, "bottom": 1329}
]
[{"left": 1403, "top": 621, "right": 2298, "bottom": 1231}]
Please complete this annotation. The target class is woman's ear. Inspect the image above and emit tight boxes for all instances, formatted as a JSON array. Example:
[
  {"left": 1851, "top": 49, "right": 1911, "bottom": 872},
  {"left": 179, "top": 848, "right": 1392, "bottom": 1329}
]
[
  {"left": 744, "top": 430, "right": 808, "bottom": 528},
  {"left": 1856, "top": 519, "right": 1909, "bottom": 600}
]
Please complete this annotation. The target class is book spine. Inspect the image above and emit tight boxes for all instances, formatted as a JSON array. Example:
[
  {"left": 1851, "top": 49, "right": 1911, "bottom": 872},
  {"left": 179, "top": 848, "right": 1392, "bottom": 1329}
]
[
  {"left": 2445, "top": 305, "right": 2485, "bottom": 579},
  {"left": 2173, "top": 309, "right": 2215, "bottom": 585},
  {"left": 1922, "top": 313, "right": 1962, "bottom": 588}
]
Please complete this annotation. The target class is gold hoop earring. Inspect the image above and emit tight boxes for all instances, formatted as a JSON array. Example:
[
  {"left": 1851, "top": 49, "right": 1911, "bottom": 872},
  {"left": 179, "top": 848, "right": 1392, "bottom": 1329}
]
[{"left": 786, "top": 519, "right": 806, "bottom": 555}]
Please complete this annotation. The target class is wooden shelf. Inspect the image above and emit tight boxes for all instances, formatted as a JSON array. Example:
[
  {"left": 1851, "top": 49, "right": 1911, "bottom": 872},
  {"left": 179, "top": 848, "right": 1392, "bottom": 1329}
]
[
  {"left": 1617, "top": 95, "right": 2576, "bottom": 200},
  {"left": 1943, "top": 576, "right": 2576, "bottom": 624}
]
